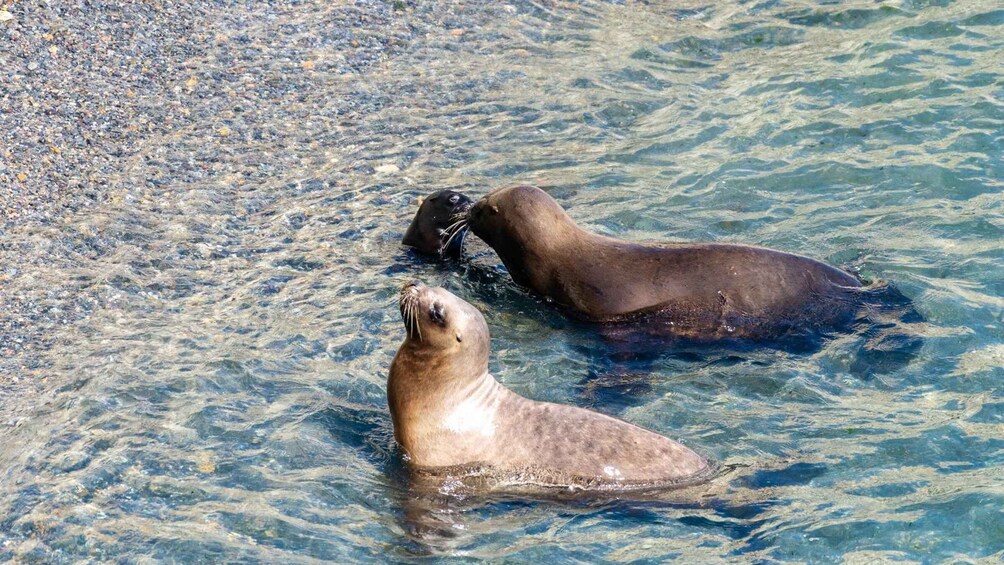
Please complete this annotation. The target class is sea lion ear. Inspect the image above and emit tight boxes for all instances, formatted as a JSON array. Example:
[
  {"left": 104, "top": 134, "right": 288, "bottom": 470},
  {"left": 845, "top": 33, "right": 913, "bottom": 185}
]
[
  {"left": 490, "top": 205, "right": 499, "bottom": 214},
  {"left": 455, "top": 331, "right": 463, "bottom": 342}
]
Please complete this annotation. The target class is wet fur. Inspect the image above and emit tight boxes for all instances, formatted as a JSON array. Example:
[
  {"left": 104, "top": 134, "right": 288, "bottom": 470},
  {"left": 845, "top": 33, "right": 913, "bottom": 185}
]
[
  {"left": 390, "top": 282, "right": 711, "bottom": 492},
  {"left": 402, "top": 190, "right": 472, "bottom": 258},
  {"left": 466, "top": 185, "right": 870, "bottom": 342}
]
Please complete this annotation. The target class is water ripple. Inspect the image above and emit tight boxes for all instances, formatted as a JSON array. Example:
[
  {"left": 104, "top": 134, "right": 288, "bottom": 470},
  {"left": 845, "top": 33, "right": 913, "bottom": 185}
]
[{"left": 1, "top": 0, "right": 1002, "bottom": 562}]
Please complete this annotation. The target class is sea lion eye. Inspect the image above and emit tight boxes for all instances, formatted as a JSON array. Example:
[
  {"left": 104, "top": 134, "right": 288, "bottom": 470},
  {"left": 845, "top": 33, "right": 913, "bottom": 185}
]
[
  {"left": 429, "top": 303, "right": 446, "bottom": 326},
  {"left": 448, "top": 194, "right": 460, "bottom": 205}
]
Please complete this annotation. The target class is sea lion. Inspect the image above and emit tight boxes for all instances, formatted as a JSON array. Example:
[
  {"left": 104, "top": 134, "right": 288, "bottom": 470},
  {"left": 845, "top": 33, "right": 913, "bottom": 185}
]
[
  {"left": 460, "top": 185, "right": 870, "bottom": 342},
  {"left": 402, "top": 190, "right": 473, "bottom": 258},
  {"left": 389, "top": 280, "right": 711, "bottom": 492}
]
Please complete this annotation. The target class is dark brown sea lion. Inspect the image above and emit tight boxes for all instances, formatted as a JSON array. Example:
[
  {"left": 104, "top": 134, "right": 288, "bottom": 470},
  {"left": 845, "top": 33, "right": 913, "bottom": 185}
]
[
  {"left": 389, "top": 281, "right": 711, "bottom": 492},
  {"left": 402, "top": 190, "right": 473, "bottom": 258},
  {"left": 463, "top": 185, "right": 869, "bottom": 342}
]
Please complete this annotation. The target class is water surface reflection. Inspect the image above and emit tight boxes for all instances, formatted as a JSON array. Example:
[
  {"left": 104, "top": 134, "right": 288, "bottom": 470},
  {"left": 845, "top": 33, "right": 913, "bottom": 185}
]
[{"left": 1, "top": 0, "right": 1002, "bottom": 561}]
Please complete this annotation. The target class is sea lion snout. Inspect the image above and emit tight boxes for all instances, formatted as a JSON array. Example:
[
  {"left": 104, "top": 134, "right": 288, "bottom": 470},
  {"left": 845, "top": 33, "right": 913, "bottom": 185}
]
[
  {"left": 467, "top": 198, "right": 506, "bottom": 242},
  {"left": 469, "top": 199, "right": 488, "bottom": 220},
  {"left": 399, "top": 280, "right": 423, "bottom": 305}
]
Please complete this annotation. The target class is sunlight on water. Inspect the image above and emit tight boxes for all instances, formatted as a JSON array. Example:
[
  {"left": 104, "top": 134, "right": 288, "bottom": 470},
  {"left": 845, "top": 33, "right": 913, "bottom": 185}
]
[{"left": 1, "top": 0, "right": 1002, "bottom": 562}]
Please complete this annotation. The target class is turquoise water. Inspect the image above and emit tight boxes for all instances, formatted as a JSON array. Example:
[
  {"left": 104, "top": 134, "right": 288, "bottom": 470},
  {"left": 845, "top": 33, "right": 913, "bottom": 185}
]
[{"left": 1, "top": 0, "right": 1002, "bottom": 561}]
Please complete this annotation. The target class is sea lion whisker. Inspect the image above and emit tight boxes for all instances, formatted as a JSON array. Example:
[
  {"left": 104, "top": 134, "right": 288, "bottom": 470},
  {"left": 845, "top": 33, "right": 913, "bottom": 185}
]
[
  {"left": 446, "top": 216, "right": 470, "bottom": 237},
  {"left": 412, "top": 300, "right": 422, "bottom": 341},
  {"left": 400, "top": 290, "right": 421, "bottom": 341},
  {"left": 437, "top": 216, "right": 470, "bottom": 256},
  {"left": 442, "top": 225, "right": 464, "bottom": 244},
  {"left": 405, "top": 301, "right": 414, "bottom": 339},
  {"left": 403, "top": 297, "right": 421, "bottom": 341},
  {"left": 442, "top": 217, "right": 469, "bottom": 235},
  {"left": 442, "top": 224, "right": 469, "bottom": 253}
]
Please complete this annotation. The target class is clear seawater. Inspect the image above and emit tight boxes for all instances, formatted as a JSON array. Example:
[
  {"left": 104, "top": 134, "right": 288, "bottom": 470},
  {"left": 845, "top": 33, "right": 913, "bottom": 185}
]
[{"left": 2, "top": 0, "right": 1003, "bottom": 562}]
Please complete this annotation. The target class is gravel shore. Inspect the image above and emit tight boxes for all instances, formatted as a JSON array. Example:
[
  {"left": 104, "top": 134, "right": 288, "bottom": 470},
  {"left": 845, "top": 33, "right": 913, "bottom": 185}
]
[
  {"left": 0, "top": 0, "right": 489, "bottom": 375},
  {"left": 1, "top": 0, "right": 429, "bottom": 226}
]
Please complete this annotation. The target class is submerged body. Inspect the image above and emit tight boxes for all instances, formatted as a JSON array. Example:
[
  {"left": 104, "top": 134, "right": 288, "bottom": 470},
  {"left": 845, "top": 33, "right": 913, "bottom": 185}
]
[
  {"left": 390, "top": 282, "right": 710, "bottom": 491},
  {"left": 465, "top": 185, "right": 866, "bottom": 341}
]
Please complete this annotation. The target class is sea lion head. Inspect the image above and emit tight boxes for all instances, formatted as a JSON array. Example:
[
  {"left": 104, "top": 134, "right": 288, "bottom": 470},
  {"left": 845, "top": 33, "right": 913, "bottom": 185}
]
[
  {"left": 402, "top": 190, "right": 473, "bottom": 259},
  {"left": 465, "top": 186, "right": 572, "bottom": 287},
  {"left": 466, "top": 185, "right": 570, "bottom": 246},
  {"left": 397, "top": 281, "right": 489, "bottom": 372}
]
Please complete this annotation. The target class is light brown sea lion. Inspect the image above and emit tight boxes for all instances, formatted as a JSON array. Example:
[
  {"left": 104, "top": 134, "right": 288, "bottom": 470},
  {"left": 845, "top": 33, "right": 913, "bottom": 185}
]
[
  {"left": 462, "top": 185, "right": 869, "bottom": 342},
  {"left": 389, "top": 281, "right": 711, "bottom": 492}
]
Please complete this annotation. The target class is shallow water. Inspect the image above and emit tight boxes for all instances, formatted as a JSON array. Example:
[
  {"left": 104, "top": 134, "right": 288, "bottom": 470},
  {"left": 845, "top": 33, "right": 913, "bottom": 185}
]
[{"left": 1, "top": 0, "right": 1003, "bottom": 561}]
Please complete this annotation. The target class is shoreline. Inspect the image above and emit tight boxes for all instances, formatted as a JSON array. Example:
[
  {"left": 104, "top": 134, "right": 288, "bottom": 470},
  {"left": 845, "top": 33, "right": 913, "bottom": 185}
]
[{"left": 0, "top": 0, "right": 448, "bottom": 376}]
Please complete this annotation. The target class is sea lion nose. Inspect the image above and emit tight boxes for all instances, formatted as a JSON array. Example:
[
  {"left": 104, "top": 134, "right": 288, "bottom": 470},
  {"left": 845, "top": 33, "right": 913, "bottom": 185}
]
[
  {"left": 404, "top": 279, "right": 422, "bottom": 290},
  {"left": 470, "top": 200, "right": 486, "bottom": 219}
]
